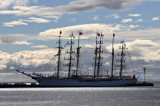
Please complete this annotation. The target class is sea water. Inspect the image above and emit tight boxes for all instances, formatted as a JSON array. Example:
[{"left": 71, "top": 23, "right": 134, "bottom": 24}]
[{"left": 0, "top": 82, "right": 160, "bottom": 106}]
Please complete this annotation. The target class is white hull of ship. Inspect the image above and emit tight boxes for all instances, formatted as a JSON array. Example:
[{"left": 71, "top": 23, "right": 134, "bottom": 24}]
[{"left": 33, "top": 78, "right": 136, "bottom": 87}]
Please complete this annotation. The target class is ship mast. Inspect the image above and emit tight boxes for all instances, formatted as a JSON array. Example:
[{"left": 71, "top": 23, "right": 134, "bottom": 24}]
[
  {"left": 97, "top": 33, "right": 103, "bottom": 76},
  {"left": 64, "top": 34, "right": 75, "bottom": 78},
  {"left": 111, "top": 33, "right": 115, "bottom": 78},
  {"left": 93, "top": 35, "right": 98, "bottom": 78},
  {"left": 56, "top": 31, "right": 62, "bottom": 78},
  {"left": 76, "top": 32, "right": 82, "bottom": 76},
  {"left": 119, "top": 41, "right": 125, "bottom": 78},
  {"left": 115, "top": 40, "right": 125, "bottom": 79}
]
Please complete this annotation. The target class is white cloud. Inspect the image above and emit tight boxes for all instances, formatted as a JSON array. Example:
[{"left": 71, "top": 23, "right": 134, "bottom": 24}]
[
  {"left": 128, "top": 14, "right": 141, "bottom": 17},
  {"left": 152, "top": 17, "right": 159, "bottom": 21},
  {"left": 38, "top": 24, "right": 128, "bottom": 40},
  {"left": 85, "top": 44, "right": 94, "bottom": 48},
  {"left": 31, "top": 45, "right": 48, "bottom": 49},
  {"left": 129, "top": 25, "right": 140, "bottom": 29},
  {"left": 107, "top": 39, "right": 160, "bottom": 61},
  {"left": 3, "top": 20, "right": 28, "bottom": 27},
  {"left": 13, "top": 41, "right": 31, "bottom": 45},
  {"left": 105, "top": 14, "right": 120, "bottom": 19},
  {"left": 124, "top": 40, "right": 159, "bottom": 61},
  {"left": 112, "top": 14, "right": 120, "bottom": 19},
  {"left": 0, "top": 0, "right": 29, "bottom": 9},
  {"left": 3, "top": 17, "right": 51, "bottom": 27},
  {"left": 27, "top": 17, "right": 51, "bottom": 23},
  {"left": 44, "top": 15, "right": 60, "bottom": 22},
  {"left": 0, "top": 49, "right": 58, "bottom": 71},
  {"left": 116, "top": 28, "right": 160, "bottom": 40},
  {"left": 0, "top": 39, "right": 159, "bottom": 81},
  {"left": 122, "top": 18, "right": 133, "bottom": 23},
  {"left": 136, "top": 19, "right": 143, "bottom": 22},
  {"left": 38, "top": 23, "right": 160, "bottom": 41},
  {"left": 0, "top": 6, "right": 61, "bottom": 22},
  {"left": 0, "top": 65, "right": 7, "bottom": 70},
  {"left": 106, "top": 39, "right": 160, "bottom": 80},
  {"left": 93, "top": 16, "right": 99, "bottom": 21},
  {"left": 10, "top": 66, "right": 15, "bottom": 69},
  {"left": 0, "top": 10, "right": 21, "bottom": 14}
]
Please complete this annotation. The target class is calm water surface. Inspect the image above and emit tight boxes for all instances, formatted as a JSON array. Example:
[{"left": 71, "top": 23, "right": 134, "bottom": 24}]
[{"left": 0, "top": 82, "right": 160, "bottom": 106}]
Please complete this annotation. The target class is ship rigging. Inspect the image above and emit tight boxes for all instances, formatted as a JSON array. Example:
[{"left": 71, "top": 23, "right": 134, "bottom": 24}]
[{"left": 16, "top": 31, "right": 138, "bottom": 87}]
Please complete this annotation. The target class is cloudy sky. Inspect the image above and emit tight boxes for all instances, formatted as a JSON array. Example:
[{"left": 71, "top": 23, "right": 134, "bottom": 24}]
[{"left": 0, "top": 0, "right": 160, "bottom": 82}]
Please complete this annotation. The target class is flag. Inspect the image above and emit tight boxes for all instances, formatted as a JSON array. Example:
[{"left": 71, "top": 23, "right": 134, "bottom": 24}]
[
  {"left": 79, "top": 32, "right": 83, "bottom": 35},
  {"left": 60, "top": 31, "right": 62, "bottom": 34},
  {"left": 76, "top": 54, "right": 79, "bottom": 57},
  {"left": 55, "top": 53, "right": 59, "bottom": 56},
  {"left": 97, "top": 33, "right": 100, "bottom": 36},
  {"left": 101, "top": 34, "right": 104, "bottom": 36},
  {"left": 132, "top": 75, "right": 138, "bottom": 80},
  {"left": 136, "top": 74, "right": 142, "bottom": 80},
  {"left": 65, "top": 41, "right": 70, "bottom": 45},
  {"left": 113, "top": 33, "right": 115, "bottom": 37}
]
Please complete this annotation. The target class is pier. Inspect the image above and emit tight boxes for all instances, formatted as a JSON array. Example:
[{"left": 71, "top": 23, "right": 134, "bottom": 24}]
[
  {"left": 0, "top": 82, "right": 39, "bottom": 88},
  {"left": 0, "top": 82, "right": 154, "bottom": 88}
]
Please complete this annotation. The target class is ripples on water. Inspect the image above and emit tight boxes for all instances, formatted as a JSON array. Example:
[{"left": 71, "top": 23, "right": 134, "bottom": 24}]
[{"left": 0, "top": 82, "right": 160, "bottom": 106}]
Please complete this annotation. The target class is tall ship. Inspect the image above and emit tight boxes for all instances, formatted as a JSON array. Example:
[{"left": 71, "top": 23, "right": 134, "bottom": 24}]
[{"left": 16, "top": 31, "right": 138, "bottom": 87}]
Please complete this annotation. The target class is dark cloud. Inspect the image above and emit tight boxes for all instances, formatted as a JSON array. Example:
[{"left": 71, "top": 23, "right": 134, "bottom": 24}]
[
  {"left": 53, "top": 0, "right": 145, "bottom": 14},
  {"left": 0, "top": 0, "right": 146, "bottom": 17},
  {"left": 0, "top": 34, "right": 34, "bottom": 44},
  {"left": 0, "top": 36, "right": 16, "bottom": 44}
]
